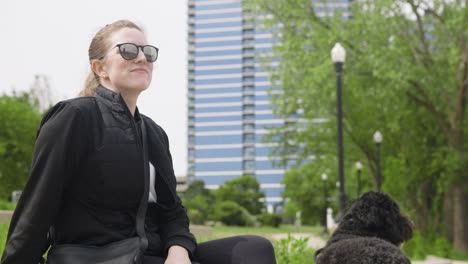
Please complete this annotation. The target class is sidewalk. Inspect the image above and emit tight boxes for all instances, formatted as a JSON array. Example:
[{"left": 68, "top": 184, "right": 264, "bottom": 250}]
[{"left": 413, "top": 256, "right": 468, "bottom": 264}]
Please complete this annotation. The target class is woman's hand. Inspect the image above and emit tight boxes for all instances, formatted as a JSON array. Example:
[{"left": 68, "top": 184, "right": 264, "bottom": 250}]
[{"left": 164, "top": 245, "right": 191, "bottom": 264}]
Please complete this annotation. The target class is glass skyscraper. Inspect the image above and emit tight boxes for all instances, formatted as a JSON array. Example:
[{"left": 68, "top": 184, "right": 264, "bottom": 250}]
[{"left": 187, "top": 0, "right": 351, "bottom": 212}]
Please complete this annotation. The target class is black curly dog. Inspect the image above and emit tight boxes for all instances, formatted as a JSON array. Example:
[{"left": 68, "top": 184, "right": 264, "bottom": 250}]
[{"left": 314, "top": 191, "right": 414, "bottom": 264}]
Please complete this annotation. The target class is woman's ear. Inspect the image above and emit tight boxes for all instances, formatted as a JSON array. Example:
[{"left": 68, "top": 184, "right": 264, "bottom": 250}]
[{"left": 91, "top": 60, "right": 108, "bottom": 79}]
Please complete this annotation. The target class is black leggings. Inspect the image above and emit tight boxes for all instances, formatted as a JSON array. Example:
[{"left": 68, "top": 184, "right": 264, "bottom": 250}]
[{"left": 143, "top": 235, "right": 277, "bottom": 264}]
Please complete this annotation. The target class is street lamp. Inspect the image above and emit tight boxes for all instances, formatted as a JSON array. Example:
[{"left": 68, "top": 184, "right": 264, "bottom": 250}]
[
  {"left": 321, "top": 173, "right": 329, "bottom": 234},
  {"left": 373, "top": 131, "right": 383, "bottom": 191},
  {"left": 331, "top": 43, "right": 346, "bottom": 218},
  {"left": 355, "top": 161, "right": 362, "bottom": 197}
]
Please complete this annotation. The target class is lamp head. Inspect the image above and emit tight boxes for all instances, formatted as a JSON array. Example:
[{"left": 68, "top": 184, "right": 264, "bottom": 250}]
[
  {"left": 321, "top": 173, "right": 328, "bottom": 181},
  {"left": 331, "top": 42, "right": 346, "bottom": 63},
  {"left": 373, "top": 131, "right": 383, "bottom": 144},
  {"left": 356, "top": 161, "right": 363, "bottom": 170}
]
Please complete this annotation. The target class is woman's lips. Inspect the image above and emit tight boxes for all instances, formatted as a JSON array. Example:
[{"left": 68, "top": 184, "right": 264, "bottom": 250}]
[{"left": 131, "top": 68, "right": 148, "bottom": 73}]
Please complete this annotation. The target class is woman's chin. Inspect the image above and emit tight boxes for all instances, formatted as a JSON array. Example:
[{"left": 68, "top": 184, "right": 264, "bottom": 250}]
[{"left": 127, "top": 81, "right": 151, "bottom": 92}]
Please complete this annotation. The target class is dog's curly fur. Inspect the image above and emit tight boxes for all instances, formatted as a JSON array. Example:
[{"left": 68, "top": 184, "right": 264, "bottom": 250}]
[{"left": 315, "top": 191, "right": 414, "bottom": 264}]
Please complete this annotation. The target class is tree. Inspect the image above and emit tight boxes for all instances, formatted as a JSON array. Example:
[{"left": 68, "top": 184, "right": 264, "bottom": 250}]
[
  {"left": 0, "top": 95, "right": 42, "bottom": 200},
  {"left": 182, "top": 180, "right": 214, "bottom": 201},
  {"left": 215, "top": 175, "right": 265, "bottom": 215},
  {"left": 247, "top": 0, "right": 468, "bottom": 251},
  {"left": 182, "top": 180, "right": 215, "bottom": 224}
]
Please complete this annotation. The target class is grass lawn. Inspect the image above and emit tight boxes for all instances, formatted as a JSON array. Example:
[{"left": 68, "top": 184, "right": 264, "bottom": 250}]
[
  {"left": 0, "top": 223, "right": 8, "bottom": 254},
  {"left": 0, "top": 200, "right": 15, "bottom": 211},
  {"left": 205, "top": 224, "right": 323, "bottom": 241}
]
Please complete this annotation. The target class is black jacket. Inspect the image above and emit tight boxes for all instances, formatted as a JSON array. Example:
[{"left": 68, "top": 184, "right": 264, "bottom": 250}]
[{"left": 1, "top": 86, "right": 196, "bottom": 264}]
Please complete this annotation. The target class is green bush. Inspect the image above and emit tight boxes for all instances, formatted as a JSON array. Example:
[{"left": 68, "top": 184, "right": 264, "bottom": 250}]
[
  {"left": 184, "top": 194, "right": 213, "bottom": 225},
  {"left": 257, "top": 213, "right": 282, "bottom": 228},
  {"left": 403, "top": 230, "right": 468, "bottom": 261},
  {"left": 213, "top": 201, "right": 254, "bottom": 226},
  {"left": 402, "top": 230, "right": 428, "bottom": 260},
  {"left": 273, "top": 234, "right": 315, "bottom": 264}
]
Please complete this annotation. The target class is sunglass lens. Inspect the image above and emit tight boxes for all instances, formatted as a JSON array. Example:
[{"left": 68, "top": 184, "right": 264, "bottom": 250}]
[
  {"left": 143, "top": 46, "right": 158, "bottom": 62},
  {"left": 119, "top": 44, "right": 138, "bottom": 60}
]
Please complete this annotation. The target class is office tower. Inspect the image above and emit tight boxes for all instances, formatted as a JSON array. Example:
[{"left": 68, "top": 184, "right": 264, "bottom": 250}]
[{"left": 187, "top": 0, "right": 351, "bottom": 213}]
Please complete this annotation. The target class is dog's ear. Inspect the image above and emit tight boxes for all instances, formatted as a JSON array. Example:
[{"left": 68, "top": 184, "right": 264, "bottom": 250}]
[{"left": 398, "top": 214, "right": 414, "bottom": 242}]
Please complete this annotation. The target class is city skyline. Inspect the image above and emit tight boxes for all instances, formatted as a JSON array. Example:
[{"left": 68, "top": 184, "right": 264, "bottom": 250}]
[
  {"left": 187, "top": 0, "right": 287, "bottom": 211},
  {"left": 187, "top": 0, "right": 353, "bottom": 211}
]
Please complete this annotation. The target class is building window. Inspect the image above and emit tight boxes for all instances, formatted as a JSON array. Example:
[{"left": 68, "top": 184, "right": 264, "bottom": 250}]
[
  {"left": 243, "top": 95, "right": 254, "bottom": 103},
  {"left": 243, "top": 85, "right": 254, "bottom": 93},
  {"left": 244, "top": 57, "right": 254, "bottom": 64},
  {"left": 243, "top": 29, "right": 254, "bottom": 35},
  {"left": 286, "top": 159, "right": 296, "bottom": 170},
  {"left": 243, "top": 76, "right": 254, "bottom": 83},
  {"left": 242, "top": 39, "right": 254, "bottom": 46},
  {"left": 243, "top": 104, "right": 254, "bottom": 112},
  {"left": 243, "top": 67, "right": 254, "bottom": 73},
  {"left": 188, "top": 163, "right": 195, "bottom": 174},
  {"left": 243, "top": 123, "right": 254, "bottom": 130},
  {"left": 244, "top": 160, "right": 255, "bottom": 171},
  {"left": 243, "top": 114, "right": 254, "bottom": 121},
  {"left": 188, "top": 107, "right": 195, "bottom": 115},
  {"left": 244, "top": 147, "right": 255, "bottom": 158},
  {"left": 188, "top": 149, "right": 195, "bottom": 160},
  {"left": 188, "top": 136, "right": 195, "bottom": 145},
  {"left": 188, "top": 126, "right": 195, "bottom": 134},
  {"left": 243, "top": 133, "right": 255, "bottom": 143}
]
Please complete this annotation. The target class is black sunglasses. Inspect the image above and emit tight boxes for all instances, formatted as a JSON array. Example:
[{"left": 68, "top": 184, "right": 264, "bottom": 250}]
[{"left": 100, "top": 43, "right": 159, "bottom": 62}]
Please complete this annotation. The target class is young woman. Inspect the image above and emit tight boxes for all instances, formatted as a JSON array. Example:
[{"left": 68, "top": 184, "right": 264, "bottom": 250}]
[{"left": 1, "top": 20, "right": 276, "bottom": 264}]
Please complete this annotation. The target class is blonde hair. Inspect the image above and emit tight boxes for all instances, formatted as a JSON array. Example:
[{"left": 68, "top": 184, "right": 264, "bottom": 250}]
[{"left": 80, "top": 20, "right": 143, "bottom": 96}]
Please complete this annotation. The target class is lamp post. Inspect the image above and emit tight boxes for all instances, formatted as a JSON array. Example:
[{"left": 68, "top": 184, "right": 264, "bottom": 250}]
[
  {"left": 331, "top": 43, "right": 346, "bottom": 218},
  {"left": 373, "top": 131, "right": 383, "bottom": 191},
  {"left": 321, "top": 173, "right": 328, "bottom": 234},
  {"left": 355, "top": 161, "right": 362, "bottom": 197}
]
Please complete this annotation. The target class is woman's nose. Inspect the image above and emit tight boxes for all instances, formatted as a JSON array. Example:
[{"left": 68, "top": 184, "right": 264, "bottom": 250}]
[{"left": 135, "top": 47, "right": 147, "bottom": 62}]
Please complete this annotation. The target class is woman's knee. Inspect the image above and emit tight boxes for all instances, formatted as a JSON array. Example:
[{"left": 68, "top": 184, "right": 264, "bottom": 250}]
[
  {"left": 240, "top": 235, "right": 273, "bottom": 246},
  {"left": 239, "top": 235, "right": 275, "bottom": 254}
]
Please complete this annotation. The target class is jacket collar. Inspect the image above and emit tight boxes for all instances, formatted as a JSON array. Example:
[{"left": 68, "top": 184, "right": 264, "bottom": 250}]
[{"left": 95, "top": 85, "right": 141, "bottom": 121}]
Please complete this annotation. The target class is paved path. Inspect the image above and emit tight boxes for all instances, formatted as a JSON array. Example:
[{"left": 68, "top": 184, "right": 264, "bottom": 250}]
[
  {"left": 270, "top": 233, "right": 468, "bottom": 264},
  {"left": 0, "top": 210, "right": 12, "bottom": 223},
  {"left": 413, "top": 256, "right": 468, "bottom": 264}
]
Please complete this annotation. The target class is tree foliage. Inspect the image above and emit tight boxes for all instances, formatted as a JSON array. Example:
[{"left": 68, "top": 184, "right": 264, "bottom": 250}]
[
  {"left": 182, "top": 180, "right": 216, "bottom": 224},
  {"left": 0, "top": 94, "right": 42, "bottom": 200},
  {"left": 246, "top": 0, "right": 468, "bottom": 251},
  {"left": 213, "top": 201, "right": 255, "bottom": 226},
  {"left": 183, "top": 176, "right": 266, "bottom": 225},
  {"left": 214, "top": 175, "right": 265, "bottom": 215}
]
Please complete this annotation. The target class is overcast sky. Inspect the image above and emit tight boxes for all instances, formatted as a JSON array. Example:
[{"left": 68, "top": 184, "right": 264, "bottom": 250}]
[{"left": 0, "top": 1, "right": 189, "bottom": 175}]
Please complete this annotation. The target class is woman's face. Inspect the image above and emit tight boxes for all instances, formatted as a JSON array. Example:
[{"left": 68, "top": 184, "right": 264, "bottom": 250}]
[{"left": 99, "top": 27, "right": 154, "bottom": 94}]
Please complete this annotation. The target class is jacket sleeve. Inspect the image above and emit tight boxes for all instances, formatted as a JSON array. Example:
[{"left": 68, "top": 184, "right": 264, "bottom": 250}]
[
  {"left": 150, "top": 123, "right": 197, "bottom": 257},
  {"left": 1, "top": 102, "right": 88, "bottom": 264}
]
